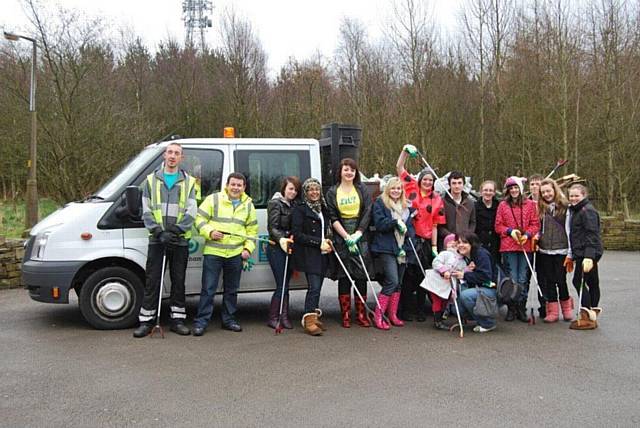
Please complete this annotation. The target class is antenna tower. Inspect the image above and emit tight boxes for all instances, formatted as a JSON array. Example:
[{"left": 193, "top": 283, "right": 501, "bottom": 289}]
[{"left": 182, "top": 0, "right": 213, "bottom": 50}]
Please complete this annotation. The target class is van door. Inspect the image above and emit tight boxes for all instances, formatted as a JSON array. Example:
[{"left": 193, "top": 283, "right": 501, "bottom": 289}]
[
  {"left": 234, "top": 146, "right": 311, "bottom": 291},
  {"left": 122, "top": 146, "right": 226, "bottom": 296}
]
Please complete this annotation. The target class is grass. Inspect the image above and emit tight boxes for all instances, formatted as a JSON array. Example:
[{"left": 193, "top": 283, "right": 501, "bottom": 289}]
[{"left": 0, "top": 199, "right": 60, "bottom": 238}]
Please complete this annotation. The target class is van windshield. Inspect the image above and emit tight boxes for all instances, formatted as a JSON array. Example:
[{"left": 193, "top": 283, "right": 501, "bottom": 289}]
[{"left": 95, "top": 146, "right": 162, "bottom": 200}]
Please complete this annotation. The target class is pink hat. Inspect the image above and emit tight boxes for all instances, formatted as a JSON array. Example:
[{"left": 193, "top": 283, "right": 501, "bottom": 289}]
[
  {"left": 443, "top": 234, "right": 456, "bottom": 248},
  {"left": 504, "top": 176, "right": 526, "bottom": 193}
]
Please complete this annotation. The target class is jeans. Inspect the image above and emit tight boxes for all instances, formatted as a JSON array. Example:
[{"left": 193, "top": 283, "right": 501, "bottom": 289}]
[
  {"left": 502, "top": 251, "right": 531, "bottom": 301},
  {"left": 457, "top": 286, "right": 497, "bottom": 329},
  {"left": 304, "top": 273, "right": 324, "bottom": 313},
  {"left": 378, "top": 253, "right": 406, "bottom": 295},
  {"left": 267, "top": 245, "right": 292, "bottom": 300},
  {"left": 139, "top": 243, "right": 188, "bottom": 323},
  {"left": 194, "top": 254, "right": 243, "bottom": 328}
]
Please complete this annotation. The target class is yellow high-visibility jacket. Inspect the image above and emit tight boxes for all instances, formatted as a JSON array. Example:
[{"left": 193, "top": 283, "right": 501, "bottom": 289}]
[{"left": 196, "top": 189, "right": 258, "bottom": 257}]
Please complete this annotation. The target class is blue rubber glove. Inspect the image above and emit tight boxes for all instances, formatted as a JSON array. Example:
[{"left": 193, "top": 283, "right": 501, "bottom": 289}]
[
  {"left": 403, "top": 144, "right": 419, "bottom": 158},
  {"left": 242, "top": 258, "right": 255, "bottom": 272},
  {"left": 347, "top": 243, "right": 360, "bottom": 255},
  {"left": 345, "top": 231, "right": 363, "bottom": 246}
]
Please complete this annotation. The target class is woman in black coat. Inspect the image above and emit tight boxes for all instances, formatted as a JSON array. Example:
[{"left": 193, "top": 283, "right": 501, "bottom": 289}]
[
  {"left": 291, "top": 178, "right": 333, "bottom": 336},
  {"left": 475, "top": 180, "right": 500, "bottom": 279},
  {"left": 266, "top": 176, "right": 301, "bottom": 329}
]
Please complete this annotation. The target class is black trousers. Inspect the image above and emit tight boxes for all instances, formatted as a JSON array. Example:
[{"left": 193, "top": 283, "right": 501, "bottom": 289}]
[
  {"left": 400, "top": 239, "right": 434, "bottom": 316},
  {"left": 338, "top": 278, "right": 367, "bottom": 299},
  {"left": 139, "top": 243, "right": 188, "bottom": 324},
  {"left": 536, "top": 253, "right": 569, "bottom": 302},
  {"left": 572, "top": 256, "right": 601, "bottom": 308}
]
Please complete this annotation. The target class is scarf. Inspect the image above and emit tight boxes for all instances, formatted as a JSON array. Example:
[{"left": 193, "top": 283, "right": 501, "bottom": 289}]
[
  {"left": 302, "top": 178, "right": 325, "bottom": 213},
  {"left": 388, "top": 198, "right": 408, "bottom": 263}
]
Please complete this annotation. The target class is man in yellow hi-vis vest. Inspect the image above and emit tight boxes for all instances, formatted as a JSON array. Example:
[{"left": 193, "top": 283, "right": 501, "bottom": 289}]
[
  {"left": 191, "top": 172, "right": 258, "bottom": 335},
  {"left": 133, "top": 142, "right": 197, "bottom": 338}
]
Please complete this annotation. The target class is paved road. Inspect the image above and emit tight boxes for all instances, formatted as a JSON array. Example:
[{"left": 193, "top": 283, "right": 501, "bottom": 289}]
[{"left": 1, "top": 252, "right": 639, "bottom": 427}]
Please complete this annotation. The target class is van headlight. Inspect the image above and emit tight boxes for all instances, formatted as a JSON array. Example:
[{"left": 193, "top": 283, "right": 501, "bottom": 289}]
[{"left": 31, "top": 231, "right": 51, "bottom": 260}]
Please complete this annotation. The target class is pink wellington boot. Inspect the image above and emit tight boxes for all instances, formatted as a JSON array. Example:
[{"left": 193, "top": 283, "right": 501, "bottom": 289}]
[
  {"left": 559, "top": 298, "right": 574, "bottom": 321},
  {"left": 544, "top": 301, "right": 560, "bottom": 323},
  {"left": 387, "top": 292, "right": 405, "bottom": 327},
  {"left": 373, "top": 293, "right": 390, "bottom": 330}
]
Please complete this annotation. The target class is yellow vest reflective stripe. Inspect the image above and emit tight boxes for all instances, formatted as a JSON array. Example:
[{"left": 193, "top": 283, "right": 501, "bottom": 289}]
[{"left": 147, "top": 173, "right": 194, "bottom": 239}]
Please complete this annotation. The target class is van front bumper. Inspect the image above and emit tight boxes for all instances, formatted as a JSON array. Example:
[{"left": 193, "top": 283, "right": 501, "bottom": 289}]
[{"left": 22, "top": 260, "right": 84, "bottom": 303}]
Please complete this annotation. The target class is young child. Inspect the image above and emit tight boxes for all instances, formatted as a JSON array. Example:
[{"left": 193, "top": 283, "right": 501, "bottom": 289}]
[
  {"left": 567, "top": 184, "right": 603, "bottom": 330},
  {"left": 423, "top": 234, "right": 468, "bottom": 330}
]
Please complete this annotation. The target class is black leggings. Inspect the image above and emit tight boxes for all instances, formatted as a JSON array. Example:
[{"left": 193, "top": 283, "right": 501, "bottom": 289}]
[
  {"left": 536, "top": 253, "right": 569, "bottom": 301},
  {"left": 338, "top": 278, "right": 367, "bottom": 299},
  {"left": 572, "top": 257, "right": 601, "bottom": 308}
]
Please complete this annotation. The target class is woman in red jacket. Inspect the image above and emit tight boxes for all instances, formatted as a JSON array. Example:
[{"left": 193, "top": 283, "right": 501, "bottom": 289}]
[{"left": 495, "top": 176, "right": 540, "bottom": 322}]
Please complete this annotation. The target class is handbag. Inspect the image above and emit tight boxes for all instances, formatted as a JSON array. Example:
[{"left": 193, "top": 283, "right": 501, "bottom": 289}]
[
  {"left": 473, "top": 287, "right": 498, "bottom": 318},
  {"left": 496, "top": 275, "right": 524, "bottom": 305}
]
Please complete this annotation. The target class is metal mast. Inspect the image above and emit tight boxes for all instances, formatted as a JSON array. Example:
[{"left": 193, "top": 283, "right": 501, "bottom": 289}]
[{"left": 182, "top": 0, "right": 213, "bottom": 50}]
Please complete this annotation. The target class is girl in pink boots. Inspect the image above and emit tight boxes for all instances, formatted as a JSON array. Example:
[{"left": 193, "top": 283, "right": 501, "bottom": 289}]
[
  {"left": 370, "top": 177, "right": 416, "bottom": 330},
  {"left": 536, "top": 179, "right": 574, "bottom": 322}
]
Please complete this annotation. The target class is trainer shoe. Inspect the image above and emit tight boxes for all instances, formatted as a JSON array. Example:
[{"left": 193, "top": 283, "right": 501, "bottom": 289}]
[{"left": 473, "top": 325, "right": 496, "bottom": 333}]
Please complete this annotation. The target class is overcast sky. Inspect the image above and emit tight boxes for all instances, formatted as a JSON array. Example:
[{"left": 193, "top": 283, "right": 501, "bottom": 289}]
[{"left": 3, "top": 0, "right": 463, "bottom": 75}]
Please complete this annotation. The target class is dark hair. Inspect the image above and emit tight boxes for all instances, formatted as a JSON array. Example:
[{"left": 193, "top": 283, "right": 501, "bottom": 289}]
[
  {"left": 226, "top": 172, "right": 247, "bottom": 185},
  {"left": 336, "top": 158, "right": 361, "bottom": 185},
  {"left": 280, "top": 176, "right": 301, "bottom": 196},
  {"left": 528, "top": 174, "right": 543, "bottom": 183},
  {"left": 504, "top": 185, "right": 524, "bottom": 206},
  {"left": 448, "top": 170, "right": 465, "bottom": 186},
  {"left": 456, "top": 232, "right": 481, "bottom": 256},
  {"left": 417, "top": 169, "right": 435, "bottom": 188}
]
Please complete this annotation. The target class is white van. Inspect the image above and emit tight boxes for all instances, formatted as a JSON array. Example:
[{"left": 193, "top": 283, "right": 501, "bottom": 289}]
[{"left": 22, "top": 137, "right": 322, "bottom": 329}]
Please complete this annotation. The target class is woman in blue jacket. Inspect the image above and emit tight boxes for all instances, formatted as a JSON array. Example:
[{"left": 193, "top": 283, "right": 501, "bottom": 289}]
[
  {"left": 371, "top": 177, "right": 416, "bottom": 330},
  {"left": 453, "top": 232, "right": 497, "bottom": 333}
]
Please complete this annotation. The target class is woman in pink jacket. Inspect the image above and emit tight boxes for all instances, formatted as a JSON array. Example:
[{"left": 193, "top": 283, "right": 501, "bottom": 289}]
[{"left": 495, "top": 176, "right": 540, "bottom": 322}]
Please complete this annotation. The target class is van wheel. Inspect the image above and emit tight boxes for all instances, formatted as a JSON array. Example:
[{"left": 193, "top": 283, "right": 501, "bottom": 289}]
[{"left": 79, "top": 267, "right": 143, "bottom": 330}]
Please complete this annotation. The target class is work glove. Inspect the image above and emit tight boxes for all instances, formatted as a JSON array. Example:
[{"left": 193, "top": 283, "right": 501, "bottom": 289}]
[
  {"left": 563, "top": 256, "right": 574, "bottom": 273},
  {"left": 242, "top": 258, "right": 255, "bottom": 272},
  {"left": 396, "top": 219, "right": 407, "bottom": 234},
  {"left": 509, "top": 228, "right": 522, "bottom": 242},
  {"left": 347, "top": 242, "right": 360, "bottom": 255},
  {"left": 157, "top": 231, "right": 172, "bottom": 245},
  {"left": 531, "top": 234, "right": 539, "bottom": 251},
  {"left": 582, "top": 258, "right": 594, "bottom": 273},
  {"left": 279, "top": 237, "right": 293, "bottom": 253},
  {"left": 345, "top": 231, "right": 363, "bottom": 246},
  {"left": 518, "top": 234, "right": 529, "bottom": 246},
  {"left": 167, "top": 224, "right": 183, "bottom": 236},
  {"left": 397, "top": 248, "right": 406, "bottom": 258},
  {"left": 320, "top": 239, "right": 332, "bottom": 253},
  {"left": 432, "top": 246, "right": 438, "bottom": 258},
  {"left": 403, "top": 144, "right": 419, "bottom": 158}
]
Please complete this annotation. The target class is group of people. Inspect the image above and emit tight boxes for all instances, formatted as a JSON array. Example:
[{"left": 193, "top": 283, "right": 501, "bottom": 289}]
[{"left": 133, "top": 142, "right": 603, "bottom": 338}]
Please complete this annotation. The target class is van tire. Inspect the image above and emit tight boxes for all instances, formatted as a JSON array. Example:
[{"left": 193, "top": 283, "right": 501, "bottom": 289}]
[{"left": 79, "top": 267, "right": 144, "bottom": 330}]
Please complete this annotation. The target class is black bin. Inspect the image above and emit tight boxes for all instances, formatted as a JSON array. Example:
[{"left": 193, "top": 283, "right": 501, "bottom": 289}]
[{"left": 319, "top": 123, "right": 362, "bottom": 191}]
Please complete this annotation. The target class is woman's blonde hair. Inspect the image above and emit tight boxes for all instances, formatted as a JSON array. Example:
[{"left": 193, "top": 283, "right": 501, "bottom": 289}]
[
  {"left": 381, "top": 177, "right": 407, "bottom": 210},
  {"left": 537, "top": 178, "right": 568, "bottom": 216}
]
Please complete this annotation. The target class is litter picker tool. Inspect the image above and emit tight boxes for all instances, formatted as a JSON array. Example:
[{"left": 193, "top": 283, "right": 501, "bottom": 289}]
[
  {"left": 449, "top": 278, "right": 464, "bottom": 338},
  {"left": 357, "top": 253, "right": 390, "bottom": 324},
  {"left": 274, "top": 237, "right": 293, "bottom": 335},
  {"left": 330, "top": 243, "right": 377, "bottom": 323},
  {"left": 521, "top": 244, "right": 545, "bottom": 325},
  {"left": 150, "top": 253, "right": 167, "bottom": 338},
  {"left": 545, "top": 159, "right": 569, "bottom": 179},
  {"left": 416, "top": 149, "right": 467, "bottom": 211},
  {"left": 222, "top": 231, "right": 275, "bottom": 245}
]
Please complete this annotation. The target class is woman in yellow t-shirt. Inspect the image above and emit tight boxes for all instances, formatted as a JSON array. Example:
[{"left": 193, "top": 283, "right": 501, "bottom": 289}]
[{"left": 326, "top": 158, "right": 374, "bottom": 328}]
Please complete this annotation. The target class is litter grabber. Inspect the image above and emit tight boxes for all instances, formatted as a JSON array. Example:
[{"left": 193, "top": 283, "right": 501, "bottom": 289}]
[
  {"left": 331, "top": 244, "right": 377, "bottom": 325},
  {"left": 520, "top": 245, "right": 545, "bottom": 325},
  {"left": 449, "top": 278, "right": 464, "bottom": 338},
  {"left": 415, "top": 148, "right": 467, "bottom": 211},
  {"left": 544, "top": 159, "right": 569, "bottom": 179},
  {"left": 356, "top": 253, "right": 390, "bottom": 325},
  {"left": 275, "top": 236, "right": 293, "bottom": 335},
  {"left": 222, "top": 231, "right": 275, "bottom": 246},
  {"left": 150, "top": 253, "right": 167, "bottom": 338}
]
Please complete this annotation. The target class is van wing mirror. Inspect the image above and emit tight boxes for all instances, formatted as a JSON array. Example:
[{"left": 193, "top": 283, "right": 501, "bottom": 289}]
[{"left": 124, "top": 185, "right": 142, "bottom": 219}]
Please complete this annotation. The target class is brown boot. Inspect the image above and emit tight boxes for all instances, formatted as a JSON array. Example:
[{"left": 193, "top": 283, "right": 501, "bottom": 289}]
[
  {"left": 339, "top": 294, "right": 351, "bottom": 328},
  {"left": 569, "top": 308, "right": 597, "bottom": 330},
  {"left": 314, "top": 309, "right": 327, "bottom": 331},
  {"left": 302, "top": 313, "right": 323, "bottom": 336}
]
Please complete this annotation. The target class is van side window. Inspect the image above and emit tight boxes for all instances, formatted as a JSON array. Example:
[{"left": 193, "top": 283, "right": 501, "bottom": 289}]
[
  {"left": 235, "top": 150, "right": 310, "bottom": 208},
  {"left": 181, "top": 149, "right": 224, "bottom": 202}
]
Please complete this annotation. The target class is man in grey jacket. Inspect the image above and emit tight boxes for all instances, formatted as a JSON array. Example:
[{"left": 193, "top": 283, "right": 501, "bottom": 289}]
[
  {"left": 133, "top": 143, "right": 198, "bottom": 338},
  {"left": 437, "top": 171, "right": 476, "bottom": 248}
]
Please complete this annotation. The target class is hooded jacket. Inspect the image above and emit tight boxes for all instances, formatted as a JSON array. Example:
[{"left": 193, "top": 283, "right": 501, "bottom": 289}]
[{"left": 568, "top": 198, "right": 603, "bottom": 260}]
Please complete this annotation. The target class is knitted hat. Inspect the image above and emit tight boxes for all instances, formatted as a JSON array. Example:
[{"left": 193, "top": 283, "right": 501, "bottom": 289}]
[
  {"left": 504, "top": 176, "right": 526, "bottom": 194},
  {"left": 443, "top": 234, "right": 456, "bottom": 248}
]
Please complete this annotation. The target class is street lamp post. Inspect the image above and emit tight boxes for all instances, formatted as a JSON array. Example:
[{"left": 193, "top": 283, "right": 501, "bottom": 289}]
[{"left": 4, "top": 31, "right": 38, "bottom": 229}]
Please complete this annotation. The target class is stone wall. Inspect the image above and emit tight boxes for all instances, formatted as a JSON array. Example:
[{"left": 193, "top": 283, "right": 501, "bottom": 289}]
[
  {"left": 600, "top": 213, "right": 640, "bottom": 251},
  {"left": 0, "top": 236, "right": 25, "bottom": 289}
]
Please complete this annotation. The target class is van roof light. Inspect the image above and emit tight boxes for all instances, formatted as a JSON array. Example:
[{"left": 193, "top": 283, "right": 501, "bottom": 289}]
[{"left": 223, "top": 127, "right": 235, "bottom": 138}]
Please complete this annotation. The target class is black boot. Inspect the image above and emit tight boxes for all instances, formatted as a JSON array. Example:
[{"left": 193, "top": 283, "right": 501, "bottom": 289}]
[
  {"left": 133, "top": 323, "right": 153, "bottom": 338},
  {"left": 416, "top": 288, "right": 427, "bottom": 322},
  {"left": 267, "top": 295, "right": 280, "bottom": 329},
  {"left": 516, "top": 301, "right": 528, "bottom": 322},
  {"left": 433, "top": 312, "right": 449, "bottom": 331},
  {"left": 170, "top": 320, "right": 191, "bottom": 335},
  {"left": 505, "top": 305, "right": 516, "bottom": 322},
  {"left": 281, "top": 294, "right": 293, "bottom": 329}
]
